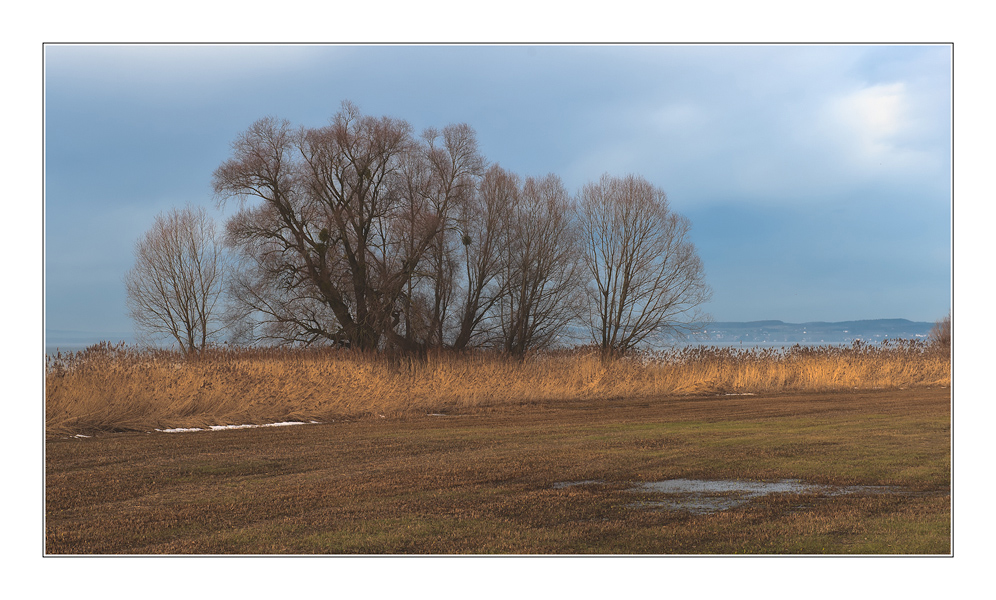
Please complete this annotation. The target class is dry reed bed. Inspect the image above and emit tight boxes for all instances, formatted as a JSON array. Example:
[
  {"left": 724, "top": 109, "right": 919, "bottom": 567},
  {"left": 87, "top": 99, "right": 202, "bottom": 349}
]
[{"left": 45, "top": 341, "right": 950, "bottom": 436}]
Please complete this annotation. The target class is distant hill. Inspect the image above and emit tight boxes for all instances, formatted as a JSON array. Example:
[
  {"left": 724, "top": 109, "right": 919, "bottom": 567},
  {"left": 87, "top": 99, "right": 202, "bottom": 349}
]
[{"left": 670, "top": 319, "right": 934, "bottom": 346}]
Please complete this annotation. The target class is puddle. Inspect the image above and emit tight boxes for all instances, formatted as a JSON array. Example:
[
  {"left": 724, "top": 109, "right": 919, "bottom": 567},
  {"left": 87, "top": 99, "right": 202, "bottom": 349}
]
[
  {"left": 554, "top": 478, "right": 906, "bottom": 514},
  {"left": 627, "top": 479, "right": 904, "bottom": 513},
  {"left": 552, "top": 480, "right": 606, "bottom": 489},
  {"left": 632, "top": 478, "right": 828, "bottom": 496}
]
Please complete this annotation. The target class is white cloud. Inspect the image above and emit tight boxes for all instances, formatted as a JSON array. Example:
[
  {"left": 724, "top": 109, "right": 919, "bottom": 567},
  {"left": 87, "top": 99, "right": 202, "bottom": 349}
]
[{"left": 824, "top": 81, "right": 940, "bottom": 173}]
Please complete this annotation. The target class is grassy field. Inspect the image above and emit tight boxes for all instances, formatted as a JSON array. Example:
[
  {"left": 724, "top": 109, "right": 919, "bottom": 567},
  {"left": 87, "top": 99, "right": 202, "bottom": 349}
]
[
  {"left": 45, "top": 341, "right": 950, "bottom": 437},
  {"left": 46, "top": 386, "right": 950, "bottom": 554}
]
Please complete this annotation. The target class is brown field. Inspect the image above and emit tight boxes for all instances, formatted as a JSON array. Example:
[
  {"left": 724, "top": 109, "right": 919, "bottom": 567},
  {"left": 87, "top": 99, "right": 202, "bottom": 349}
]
[{"left": 46, "top": 375, "right": 950, "bottom": 554}]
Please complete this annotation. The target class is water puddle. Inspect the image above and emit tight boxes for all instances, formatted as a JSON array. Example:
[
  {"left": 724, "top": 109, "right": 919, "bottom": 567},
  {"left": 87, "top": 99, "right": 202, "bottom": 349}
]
[
  {"left": 553, "top": 478, "right": 905, "bottom": 514},
  {"left": 552, "top": 480, "right": 606, "bottom": 489},
  {"left": 630, "top": 479, "right": 905, "bottom": 513}
]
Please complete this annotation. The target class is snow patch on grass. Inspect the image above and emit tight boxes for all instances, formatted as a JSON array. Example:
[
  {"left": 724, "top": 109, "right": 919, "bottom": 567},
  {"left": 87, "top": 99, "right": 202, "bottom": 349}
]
[{"left": 156, "top": 421, "right": 320, "bottom": 434}]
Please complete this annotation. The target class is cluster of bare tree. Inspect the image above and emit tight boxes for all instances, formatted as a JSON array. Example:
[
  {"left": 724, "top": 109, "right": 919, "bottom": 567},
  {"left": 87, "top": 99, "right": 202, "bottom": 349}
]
[{"left": 127, "top": 102, "right": 710, "bottom": 356}]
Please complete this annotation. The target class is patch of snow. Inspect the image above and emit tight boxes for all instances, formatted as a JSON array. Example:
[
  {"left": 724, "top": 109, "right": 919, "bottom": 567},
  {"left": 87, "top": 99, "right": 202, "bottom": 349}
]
[
  {"left": 156, "top": 421, "right": 320, "bottom": 434},
  {"left": 209, "top": 421, "right": 309, "bottom": 431}
]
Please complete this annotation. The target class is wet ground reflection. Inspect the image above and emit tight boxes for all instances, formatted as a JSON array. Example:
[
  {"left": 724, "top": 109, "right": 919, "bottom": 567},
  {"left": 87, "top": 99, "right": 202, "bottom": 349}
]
[{"left": 553, "top": 478, "right": 905, "bottom": 514}]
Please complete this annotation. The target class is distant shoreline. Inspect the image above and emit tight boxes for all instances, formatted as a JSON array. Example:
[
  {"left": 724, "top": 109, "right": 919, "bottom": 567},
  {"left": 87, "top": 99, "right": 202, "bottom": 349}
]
[
  {"left": 44, "top": 318, "right": 937, "bottom": 357},
  {"left": 43, "top": 338, "right": 921, "bottom": 359}
]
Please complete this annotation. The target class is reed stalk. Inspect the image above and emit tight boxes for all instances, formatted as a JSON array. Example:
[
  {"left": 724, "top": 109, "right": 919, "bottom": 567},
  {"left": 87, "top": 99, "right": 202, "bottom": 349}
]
[{"left": 45, "top": 340, "right": 951, "bottom": 436}]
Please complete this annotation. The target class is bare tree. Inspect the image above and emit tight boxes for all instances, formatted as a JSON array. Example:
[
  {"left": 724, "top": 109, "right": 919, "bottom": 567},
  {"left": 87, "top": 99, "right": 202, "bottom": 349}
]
[
  {"left": 395, "top": 123, "right": 485, "bottom": 349},
  {"left": 577, "top": 174, "right": 711, "bottom": 356},
  {"left": 213, "top": 102, "right": 484, "bottom": 352},
  {"left": 125, "top": 205, "right": 227, "bottom": 354},
  {"left": 928, "top": 312, "right": 951, "bottom": 351},
  {"left": 214, "top": 106, "right": 411, "bottom": 351},
  {"left": 495, "top": 174, "right": 583, "bottom": 357}
]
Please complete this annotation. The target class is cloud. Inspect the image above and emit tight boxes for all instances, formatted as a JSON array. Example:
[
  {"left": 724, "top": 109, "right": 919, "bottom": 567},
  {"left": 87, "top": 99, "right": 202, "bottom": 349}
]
[
  {"left": 821, "top": 80, "right": 947, "bottom": 178},
  {"left": 846, "top": 83, "right": 908, "bottom": 141},
  {"left": 551, "top": 47, "right": 949, "bottom": 212}
]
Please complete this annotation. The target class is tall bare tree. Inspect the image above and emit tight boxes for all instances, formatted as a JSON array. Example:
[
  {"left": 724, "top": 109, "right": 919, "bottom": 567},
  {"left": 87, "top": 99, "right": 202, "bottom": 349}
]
[
  {"left": 495, "top": 174, "right": 583, "bottom": 357},
  {"left": 396, "top": 123, "right": 485, "bottom": 349},
  {"left": 577, "top": 174, "right": 711, "bottom": 356},
  {"left": 213, "top": 102, "right": 484, "bottom": 352},
  {"left": 125, "top": 205, "right": 227, "bottom": 354}
]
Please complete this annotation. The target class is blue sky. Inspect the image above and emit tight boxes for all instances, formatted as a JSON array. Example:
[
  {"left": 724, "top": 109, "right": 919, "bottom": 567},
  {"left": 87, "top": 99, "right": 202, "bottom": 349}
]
[{"left": 43, "top": 43, "right": 951, "bottom": 339}]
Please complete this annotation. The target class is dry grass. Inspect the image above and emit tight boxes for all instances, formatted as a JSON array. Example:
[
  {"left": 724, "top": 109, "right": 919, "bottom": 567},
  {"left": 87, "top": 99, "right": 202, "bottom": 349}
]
[
  {"left": 45, "top": 340, "right": 950, "bottom": 437},
  {"left": 46, "top": 388, "right": 951, "bottom": 554}
]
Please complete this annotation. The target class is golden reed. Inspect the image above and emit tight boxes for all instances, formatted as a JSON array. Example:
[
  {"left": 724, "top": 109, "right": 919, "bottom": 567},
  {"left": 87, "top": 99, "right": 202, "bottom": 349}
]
[{"left": 46, "top": 340, "right": 950, "bottom": 436}]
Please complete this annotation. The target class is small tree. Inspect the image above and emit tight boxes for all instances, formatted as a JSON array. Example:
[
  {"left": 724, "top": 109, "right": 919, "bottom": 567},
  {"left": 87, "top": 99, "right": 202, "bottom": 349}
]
[
  {"left": 928, "top": 312, "right": 951, "bottom": 351},
  {"left": 125, "top": 205, "right": 227, "bottom": 354},
  {"left": 577, "top": 174, "right": 711, "bottom": 356}
]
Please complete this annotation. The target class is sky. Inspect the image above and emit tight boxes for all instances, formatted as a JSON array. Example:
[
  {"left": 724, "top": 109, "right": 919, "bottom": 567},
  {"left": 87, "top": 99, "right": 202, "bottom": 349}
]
[{"left": 43, "top": 43, "right": 952, "bottom": 341}]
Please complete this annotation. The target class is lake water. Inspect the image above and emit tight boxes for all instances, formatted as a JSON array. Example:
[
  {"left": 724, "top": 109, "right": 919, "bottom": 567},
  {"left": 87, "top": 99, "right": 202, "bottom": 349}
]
[{"left": 43, "top": 326, "right": 919, "bottom": 359}]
